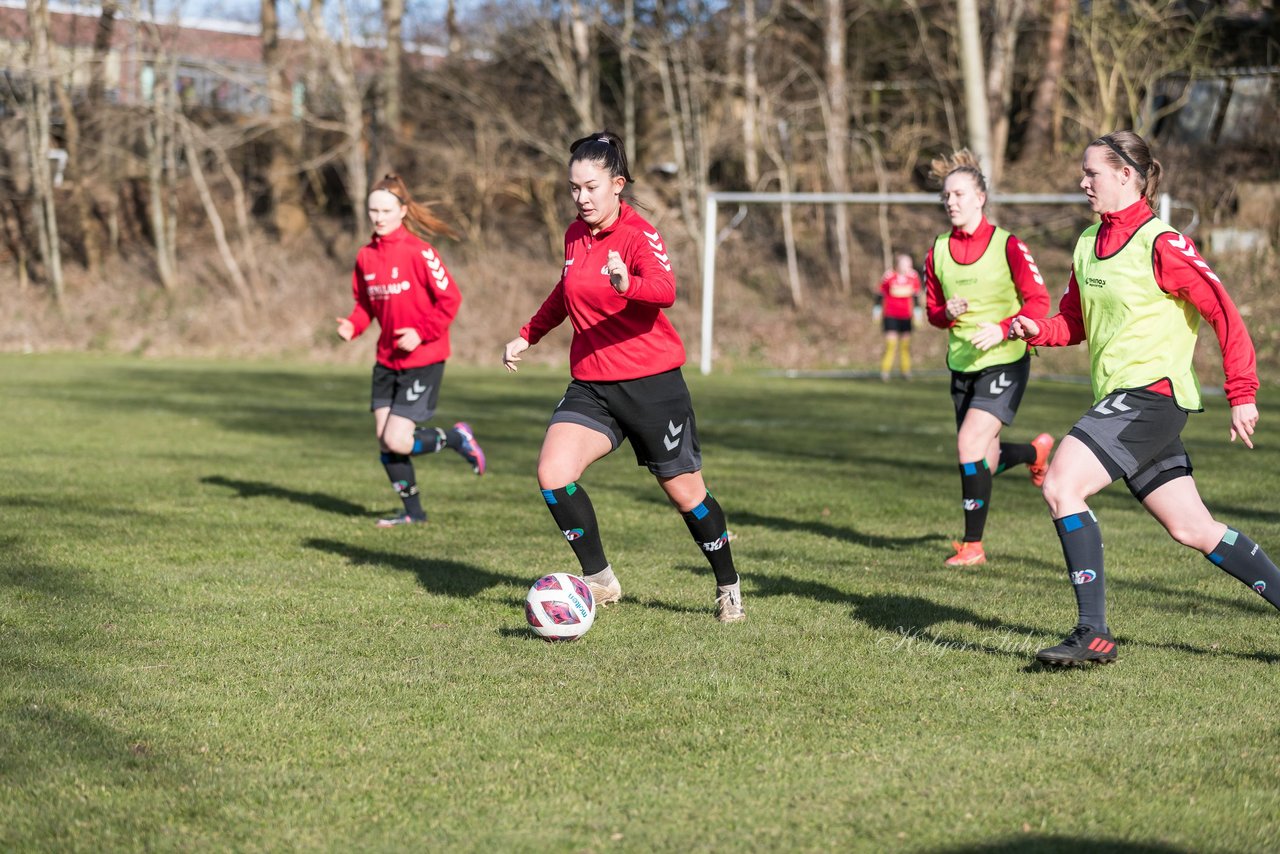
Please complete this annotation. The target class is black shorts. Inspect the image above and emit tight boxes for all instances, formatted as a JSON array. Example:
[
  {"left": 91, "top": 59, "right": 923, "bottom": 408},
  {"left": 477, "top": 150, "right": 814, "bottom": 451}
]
[
  {"left": 883, "top": 316, "right": 912, "bottom": 334},
  {"left": 371, "top": 361, "right": 445, "bottom": 422},
  {"left": 550, "top": 368, "right": 703, "bottom": 477},
  {"left": 1068, "top": 387, "right": 1193, "bottom": 501},
  {"left": 950, "top": 353, "right": 1031, "bottom": 429}
]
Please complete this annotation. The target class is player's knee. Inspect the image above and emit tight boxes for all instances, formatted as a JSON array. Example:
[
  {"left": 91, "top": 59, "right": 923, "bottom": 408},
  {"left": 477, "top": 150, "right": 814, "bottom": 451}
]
[
  {"left": 381, "top": 429, "right": 414, "bottom": 456},
  {"left": 1040, "top": 470, "right": 1072, "bottom": 516},
  {"left": 536, "top": 461, "right": 574, "bottom": 491},
  {"left": 1163, "top": 518, "right": 1218, "bottom": 551}
]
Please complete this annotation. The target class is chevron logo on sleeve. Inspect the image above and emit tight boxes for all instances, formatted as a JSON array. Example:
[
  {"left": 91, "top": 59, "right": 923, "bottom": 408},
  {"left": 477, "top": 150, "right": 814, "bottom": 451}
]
[
  {"left": 644, "top": 229, "right": 672, "bottom": 271},
  {"left": 1167, "top": 234, "right": 1221, "bottom": 283},
  {"left": 1017, "top": 240, "right": 1045, "bottom": 286},
  {"left": 422, "top": 249, "right": 448, "bottom": 289}
]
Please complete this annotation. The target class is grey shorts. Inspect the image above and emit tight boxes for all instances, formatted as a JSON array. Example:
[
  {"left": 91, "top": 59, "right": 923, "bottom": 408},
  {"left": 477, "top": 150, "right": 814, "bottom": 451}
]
[
  {"left": 1068, "top": 387, "right": 1193, "bottom": 501},
  {"left": 550, "top": 369, "right": 703, "bottom": 477},
  {"left": 371, "top": 361, "right": 445, "bottom": 422},
  {"left": 950, "top": 353, "right": 1031, "bottom": 429}
]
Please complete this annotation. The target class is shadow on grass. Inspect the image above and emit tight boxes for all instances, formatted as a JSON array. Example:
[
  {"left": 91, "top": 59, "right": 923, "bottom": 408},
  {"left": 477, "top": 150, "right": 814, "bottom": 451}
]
[
  {"left": 753, "top": 573, "right": 1045, "bottom": 657},
  {"left": 730, "top": 510, "right": 950, "bottom": 549},
  {"left": 935, "top": 836, "right": 1191, "bottom": 853},
  {"left": 202, "top": 475, "right": 367, "bottom": 517},
  {"left": 1209, "top": 502, "right": 1280, "bottom": 526},
  {"left": 304, "top": 538, "right": 525, "bottom": 600}
]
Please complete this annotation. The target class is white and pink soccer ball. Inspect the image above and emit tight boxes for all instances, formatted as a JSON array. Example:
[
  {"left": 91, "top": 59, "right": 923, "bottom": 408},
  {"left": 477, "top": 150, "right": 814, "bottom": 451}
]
[{"left": 524, "top": 572, "right": 596, "bottom": 641}]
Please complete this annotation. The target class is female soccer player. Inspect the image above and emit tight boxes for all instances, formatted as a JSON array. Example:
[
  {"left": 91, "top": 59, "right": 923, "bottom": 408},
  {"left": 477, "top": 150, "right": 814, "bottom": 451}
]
[
  {"left": 337, "top": 174, "right": 485, "bottom": 528},
  {"left": 501, "top": 131, "right": 745, "bottom": 623},
  {"left": 925, "top": 150, "right": 1055, "bottom": 567},
  {"left": 874, "top": 253, "right": 922, "bottom": 381},
  {"left": 1010, "top": 130, "right": 1280, "bottom": 666}
]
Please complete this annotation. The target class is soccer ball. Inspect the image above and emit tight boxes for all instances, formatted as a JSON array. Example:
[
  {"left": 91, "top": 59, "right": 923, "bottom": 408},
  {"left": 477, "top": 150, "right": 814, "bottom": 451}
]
[{"left": 525, "top": 573, "right": 596, "bottom": 641}]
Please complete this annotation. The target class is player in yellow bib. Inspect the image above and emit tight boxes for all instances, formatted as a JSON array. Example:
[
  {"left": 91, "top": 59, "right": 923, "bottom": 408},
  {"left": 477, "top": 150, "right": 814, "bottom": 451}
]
[
  {"left": 924, "top": 150, "right": 1055, "bottom": 567},
  {"left": 1010, "top": 130, "right": 1280, "bottom": 666}
]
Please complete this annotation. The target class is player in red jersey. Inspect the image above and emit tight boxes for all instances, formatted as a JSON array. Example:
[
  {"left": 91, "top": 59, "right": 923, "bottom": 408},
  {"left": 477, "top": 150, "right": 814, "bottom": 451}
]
[
  {"left": 925, "top": 150, "right": 1055, "bottom": 567},
  {"left": 874, "top": 253, "right": 922, "bottom": 381},
  {"left": 337, "top": 174, "right": 485, "bottom": 528},
  {"left": 1009, "top": 130, "right": 1280, "bottom": 666},
  {"left": 501, "top": 131, "right": 744, "bottom": 623}
]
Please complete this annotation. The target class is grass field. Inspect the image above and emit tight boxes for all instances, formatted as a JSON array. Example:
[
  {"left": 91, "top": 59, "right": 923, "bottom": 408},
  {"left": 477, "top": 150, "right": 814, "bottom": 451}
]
[{"left": 2, "top": 354, "right": 1278, "bottom": 852}]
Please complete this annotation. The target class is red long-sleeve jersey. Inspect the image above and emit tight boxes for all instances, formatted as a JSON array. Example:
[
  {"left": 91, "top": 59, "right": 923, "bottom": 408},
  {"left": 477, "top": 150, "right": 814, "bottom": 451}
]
[
  {"left": 1028, "top": 199, "right": 1258, "bottom": 406},
  {"left": 878, "top": 270, "right": 921, "bottom": 320},
  {"left": 520, "top": 202, "right": 685, "bottom": 382},
  {"left": 924, "top": 217, "right": 1050, "bottom": 332},
  {"left": 345, "top": 226, "right": 461, "bottom": 370}
]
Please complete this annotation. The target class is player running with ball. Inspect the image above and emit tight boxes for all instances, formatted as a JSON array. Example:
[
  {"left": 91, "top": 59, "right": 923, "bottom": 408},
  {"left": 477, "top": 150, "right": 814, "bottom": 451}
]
[
  {"left": 502, "top": 131, "right": 745, "bottom": 623},
  {"left": 1009, "top": 130, "right": 1280, "bottom": 666}
]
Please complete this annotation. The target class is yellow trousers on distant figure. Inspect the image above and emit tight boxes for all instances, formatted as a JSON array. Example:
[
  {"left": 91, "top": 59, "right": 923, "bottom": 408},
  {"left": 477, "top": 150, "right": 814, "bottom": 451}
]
[{"left": 880, "top": 336, "right": 911, "bottom": 378}]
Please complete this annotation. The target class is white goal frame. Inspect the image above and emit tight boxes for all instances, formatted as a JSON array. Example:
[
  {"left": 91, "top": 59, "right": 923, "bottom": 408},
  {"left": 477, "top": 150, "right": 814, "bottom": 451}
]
[{"left": 697, "top": 191, "right": 1176, "bottom": 375}]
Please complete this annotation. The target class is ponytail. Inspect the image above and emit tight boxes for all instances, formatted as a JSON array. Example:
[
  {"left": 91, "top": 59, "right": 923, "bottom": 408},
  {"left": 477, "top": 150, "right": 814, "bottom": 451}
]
[
  {"left": 568, "top": 130, "right": 634, "bottom": 184},
  {"left": 929, "top": 148, "right": 988, "bottom": 196},
  {"left": 1089, "top": 131, "right": 1162, "bottom": 209},
  {"left": 369, "top": 173, "right": 459, "bottom": 240}
]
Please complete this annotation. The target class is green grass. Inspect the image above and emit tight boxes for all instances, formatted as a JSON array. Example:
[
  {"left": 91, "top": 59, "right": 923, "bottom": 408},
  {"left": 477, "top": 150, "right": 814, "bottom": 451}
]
[{"left": 2, "top": 354, "right": 1278, "bottom": 852}]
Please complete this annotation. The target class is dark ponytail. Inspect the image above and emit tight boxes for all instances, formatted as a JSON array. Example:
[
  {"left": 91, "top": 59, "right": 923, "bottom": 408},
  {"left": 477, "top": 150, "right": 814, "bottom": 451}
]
[{"left": 568, "top": 130, "right": 634, "bottom": 184}]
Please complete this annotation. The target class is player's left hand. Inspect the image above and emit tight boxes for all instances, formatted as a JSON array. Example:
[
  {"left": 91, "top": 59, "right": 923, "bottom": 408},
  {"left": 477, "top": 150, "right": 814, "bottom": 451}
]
[
  {"left": 1230, "top": 402, "right": 1258, "bottom": 449},
  {"left": 970, "top": 322, "right": 1005, "bottom": 352},
  {"left": 393, "top": 327, "right": 422, "bottom": 352},
  {"left": 606, "top": 250, "right": 629, "bottom": 294}
]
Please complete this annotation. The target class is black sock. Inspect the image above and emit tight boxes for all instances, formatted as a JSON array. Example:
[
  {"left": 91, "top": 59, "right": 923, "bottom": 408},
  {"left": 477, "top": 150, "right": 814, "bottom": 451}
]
[
  {"left": 960, "top": 459, "right": 991, "bottom": 542},
  {"left": 1206, "top": 528, "right": 1280, "bottom": 611},
  {"left": 412, "top": 427, "right": 446, "bottom": 455},
  {"left": 381, "top": 451, "right": 425, "bottom": 519},
  {"left": 1055, "top": 510, "right": 1106, "bottom": 631},
  {"left": 995, "top": 441, "right": 1035, "bottom": 475},
  {"left": 681, "top": 492, "right": 739, "bottom": 587},
  {"left": 542, "top": 482, "right": 609, "bottom": 575}
]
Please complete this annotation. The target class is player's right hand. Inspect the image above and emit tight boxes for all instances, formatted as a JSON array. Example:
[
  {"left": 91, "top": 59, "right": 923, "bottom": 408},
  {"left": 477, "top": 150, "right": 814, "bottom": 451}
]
[
  {"left": 1007, "top": 315, "right": 1039, "bottom": 340},
  {"left": 336, "top": 317, "right": 355, "bottom": 341},
  {"left": 944, "top": 297, "right": 968, "bottom": 321},
  {"left": 502, "top": 336, "right": 530, "bottom": 373}
]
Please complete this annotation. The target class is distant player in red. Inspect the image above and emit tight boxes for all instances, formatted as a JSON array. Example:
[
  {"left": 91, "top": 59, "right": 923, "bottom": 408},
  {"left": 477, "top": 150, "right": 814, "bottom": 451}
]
[
  {"left": 925, "top": 150, "right": 1055, "bottom": 567},
  {"left": 874, "top": 253, "right": 922, "bottom": 381},
  {"left": 337, "top": 174, "right": 485, "bottom": 527},
  {"left": 1009, "top": 130, "right": 1280, "bottom": 666},
  {"left": 501, "top": 131, "right": 745, "bottom": 623}
]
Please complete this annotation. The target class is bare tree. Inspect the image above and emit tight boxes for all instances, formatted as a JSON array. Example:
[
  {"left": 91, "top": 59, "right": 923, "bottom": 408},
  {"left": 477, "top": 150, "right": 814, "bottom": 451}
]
[
  {"left": 294, "top": 0, "right": 370, "bottom": 240},
  {"left": 24, "top": 0, "right": 64, "bottom": 302},
  {"left": 1064, "top": 0, "right": 1217, "bottom": 137},
  {"left": 377, "top": 0, "right": 405, "bottom": 175},
  {"left": 533, "top": 0, "right": 600, "bottom": 131},
  {"left": 985, "top": 0, "right": 1025, "bottom": 187},
  {"left": 620, "top": 0, "right": 636, "bottom": 149},
  {"left": 178, "top": 117, "right": 254, "bottom": 305},
  {"left": 644, "top": 0, "right": 714, "bottom": 256},
  {"left": 739, "top": 0, "right": 762, "bottom": 187},
  {"left": 1020, "top": 0, "right": 1070, "bottom": 160},
  {"left": 144, "top": 58, "right": 180, "bottom": 290},
  {"left": 446, "top": 0, "right": 462, "bottom": 56},
  {"left": 822, "top": 0, "right": 852, "bottom": 293},
  {"left": 263, "top": 0, "right": 306, "bottom": 238},
  {"left": 760, "top": 110, "right": 802, "bottom": 307}
]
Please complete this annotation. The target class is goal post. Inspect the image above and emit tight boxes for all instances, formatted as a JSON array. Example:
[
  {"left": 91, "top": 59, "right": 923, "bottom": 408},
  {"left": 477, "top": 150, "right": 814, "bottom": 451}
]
[{"left": 696, "top": 190, "right": 1173, "bottom": 375}]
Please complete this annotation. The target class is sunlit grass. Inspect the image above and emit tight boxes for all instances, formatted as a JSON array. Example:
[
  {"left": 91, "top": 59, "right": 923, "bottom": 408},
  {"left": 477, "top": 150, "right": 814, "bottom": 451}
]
[{"left": 2, "top": 354, "right": 1277, "bottom": 852}]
